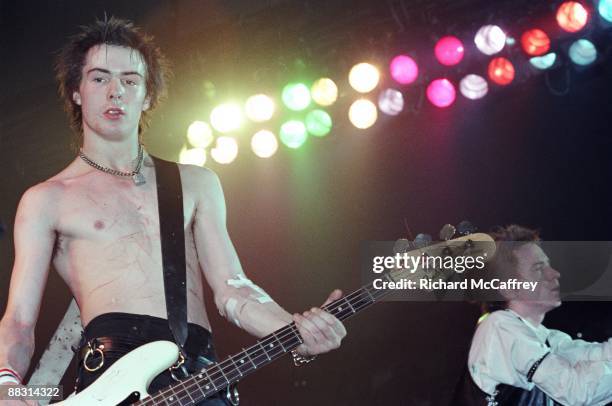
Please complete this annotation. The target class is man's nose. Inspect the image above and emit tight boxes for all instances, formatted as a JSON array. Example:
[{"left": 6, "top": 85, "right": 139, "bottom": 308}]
[
  {"left": 547, "top": 266, "right": 561, "bottom": 281},
  {"left": 108, "top": 78, "right": 125, "bottom": 99}
]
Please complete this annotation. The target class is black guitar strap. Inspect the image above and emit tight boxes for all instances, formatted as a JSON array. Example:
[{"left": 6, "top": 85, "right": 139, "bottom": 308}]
[{"left": 152, "top": 156, "right": 188, "bottom": 351}]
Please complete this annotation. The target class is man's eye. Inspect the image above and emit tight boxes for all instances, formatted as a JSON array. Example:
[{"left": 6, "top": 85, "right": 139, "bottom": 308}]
[{"left": 93, "top": 77, "right": 106, "bottom": 83}]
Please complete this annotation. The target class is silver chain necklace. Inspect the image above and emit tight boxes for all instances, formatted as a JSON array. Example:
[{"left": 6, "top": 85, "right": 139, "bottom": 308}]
[{"left": 79, "top": 144, "right": 146, "bottom": 185}]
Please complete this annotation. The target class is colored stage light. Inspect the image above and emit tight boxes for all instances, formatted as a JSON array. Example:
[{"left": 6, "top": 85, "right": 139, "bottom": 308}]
[
  {"left": 349, "top": 63, "right": 380, "bottom": 93},
  {"left": 179, "top": 146, "right": 207, "bottom": 166},
  {"left": 210, "top": 103, "right": 242, "bottom": 133},
  {"left": 529, "top": 53, "right": 557, "bottom": 70},
  {"left": 521, "top": 29, "right": 551, "bottom": 56},
  {"left": 569, "top": 39, "right": 597, "bottom": 65},
  {"left": 459, "top": 75, "right": 488, "bottom": 100},
  {"left": 600, "top": 0, "right": 612, "bottom": 22},
  {"left": 435, "top": 36, "right": 465, "bottom": 66},
  {"left": 251, "top": 130, "right": 278, "bottom": 158},
  {"left": 245, "top": 94, "right": 275, "bottom": 122},
  {"left": 557, "top": 2, "right": 589, "bottom": 32},
  {"left": 282, "top": 83, "right": 311, "bottom": 111},
  {"left": 311, "top": 78, "right": 338, "bottom": 106},
  {"left": 426, "top": 79, "right": 456, "bottom": 108},
  {"left": 378, "top": 88, "right": 404, "bottom": 116},
  {"left": 348, "top": 99, "right": 378, "bottom": 129},
  {"left": 280, "top": 120, "right": 308, "bottom": 149},
  {"left": 187, "top": 121, "right": 213, "bottom": 148},
  {"left": 211, "top": 136, "right": 239, "bottom": 164},
  {"left": 390, "top": 55, "right": 418, "bottom": 85},
  {"left": 305, "top": 110, "right": 332, "bottom": 137},
  {"left": 488, "top": 57, "right": 515, "bottom": 85},
  {"left": 474, "top": 25, "right": 506, "bottom": 55}
]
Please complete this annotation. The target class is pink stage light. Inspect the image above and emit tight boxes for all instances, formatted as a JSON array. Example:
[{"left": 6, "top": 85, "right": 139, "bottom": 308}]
[
  {"left": 434, "top": 36, "right": 465, "bottom": 66},
  {"left": 389, "top": 55, "right": 419, "bottom": 85},
  {"left": 426, "top": 79, "right": 456, "bottom": 108}
]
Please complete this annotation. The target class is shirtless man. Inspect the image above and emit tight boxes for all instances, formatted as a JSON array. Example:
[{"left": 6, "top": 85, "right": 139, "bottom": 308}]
[{"left": 0, "top": 17, "right": 346, "bottom": 405}]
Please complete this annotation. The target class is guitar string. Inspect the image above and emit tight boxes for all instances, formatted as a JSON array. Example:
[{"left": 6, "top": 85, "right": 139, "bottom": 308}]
[
  {"left": 146, "top": 240, "right": 484, "bottom": 404},
  {"left": 149, "top": 260, "right": 473, "bottom": 405},
  {"left": 149, "top": 296, "right": 381, "bottom": 406},
  {"left": 144, "top": 285, "right": 387, "bottom": 406},
  {"left": 142, "top": 292, "right": 379, "bottom": 405},
  {"left": 165, "top": 284, "right": 389, "bottom": 406}
]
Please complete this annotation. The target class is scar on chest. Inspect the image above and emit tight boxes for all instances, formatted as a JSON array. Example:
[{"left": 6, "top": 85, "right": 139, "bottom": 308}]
[{"left": 94, "top": 220, "right": 105, "bottom": 230}]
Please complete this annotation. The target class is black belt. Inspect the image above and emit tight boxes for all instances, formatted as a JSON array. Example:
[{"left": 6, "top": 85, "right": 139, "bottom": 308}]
[{"left": 77, "top": 336, "right": 216, "bottom": 378}]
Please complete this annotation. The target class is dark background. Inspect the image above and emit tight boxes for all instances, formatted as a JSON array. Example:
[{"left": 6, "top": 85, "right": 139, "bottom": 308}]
[{"left": 1, "top": 1, "right": 611, "bottom": 405}]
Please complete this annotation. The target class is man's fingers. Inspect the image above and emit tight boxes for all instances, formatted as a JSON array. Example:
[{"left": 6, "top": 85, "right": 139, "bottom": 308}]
[
  {"left": 310, "top": 307, "right": 347, "bottom": 337},
  {"left": 301, "top": 309, "right": 344, "bottom": 348},
  {"left": 322, "top": 289, "right": 343, "bottom": 307},
  {"left": 294, "top": 313, "right": 324, "bottom": 344}
]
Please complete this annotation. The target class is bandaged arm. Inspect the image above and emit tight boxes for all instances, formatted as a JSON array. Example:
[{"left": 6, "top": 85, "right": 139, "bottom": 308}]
[
  {"left": 193, "top": 168, "right": 294, "bottom": 338},
  {"left": 214, "top": 273, "right": 293, "bottom": 337}
]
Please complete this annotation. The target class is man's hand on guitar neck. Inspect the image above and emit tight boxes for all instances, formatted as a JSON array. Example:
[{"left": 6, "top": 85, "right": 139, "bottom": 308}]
[{"left": 293, "top": 289, "right": 347, "bottom": 357}]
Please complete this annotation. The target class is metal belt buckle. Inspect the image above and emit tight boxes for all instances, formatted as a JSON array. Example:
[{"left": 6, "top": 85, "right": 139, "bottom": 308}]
[
  {"left": 83, "top": 341, "right": 105, "bottom": 372},
  {"left": 226, "top": 384, "right": 240, "bottom": 405}
]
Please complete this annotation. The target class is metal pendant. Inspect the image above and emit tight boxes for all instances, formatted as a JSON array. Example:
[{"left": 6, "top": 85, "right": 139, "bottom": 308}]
[{"left": 132, "top": 172, "right": 146, "bottom": 186}]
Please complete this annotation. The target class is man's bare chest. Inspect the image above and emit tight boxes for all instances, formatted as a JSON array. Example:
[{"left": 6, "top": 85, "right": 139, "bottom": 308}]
[{"left": 55, "top": 175, "right": 196, "bottom": 250}]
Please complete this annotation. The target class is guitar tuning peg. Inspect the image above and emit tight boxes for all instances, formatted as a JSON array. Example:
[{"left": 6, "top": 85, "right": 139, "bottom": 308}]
[
  {"left": 393, "top": 238, "right": 411, "bottom": 253},
  {"left": 457, "top": 220, "right": 476, "bottom": 236},
  {"left": 439, "top": 224, "right": 456, "bottom": 241},
  {"left": 414, "top": 233, "right": 432, "bottom": 246}
]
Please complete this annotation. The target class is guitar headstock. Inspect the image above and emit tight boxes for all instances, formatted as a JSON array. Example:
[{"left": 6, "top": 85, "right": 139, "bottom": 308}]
[{"left": 388, "top": 221, "right": 496, "bottom": 284}]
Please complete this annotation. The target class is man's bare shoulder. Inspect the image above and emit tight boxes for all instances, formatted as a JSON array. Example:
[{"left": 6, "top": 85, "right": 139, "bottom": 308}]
[
  {"left": 18, "top": 159, "right": 85, "bottom": 217},
  {"left": 177, "top": 164, "right": 224, "bottom": 211},
  {"left": 16, "top": 180, "right": 64, "bottom": 231},
  {"left": 178, "top": 164, "right": 221, "bottom": 193},
  {"left": 20, "top": 177, "right": 66, "bottom": 210},
  {"left": 178, "top": 163, "right": 218, "bottom": 182}
]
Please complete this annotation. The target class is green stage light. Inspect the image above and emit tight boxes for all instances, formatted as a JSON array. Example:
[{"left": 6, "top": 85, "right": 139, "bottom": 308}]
[
  {"left": 280, "top": 120, "right": 308, "bottom": 149},
  {"left": 282, "top": 83, "right": 311, "bottom": 111},
  {"left": 305, "top": 109, "right": 332, "bottom": 137},
  {"left": 529, "top": 53, "right": 557, "bottom": 70},
  {"left": 600, "top": 0, "right": 612, "bottom": 22}
]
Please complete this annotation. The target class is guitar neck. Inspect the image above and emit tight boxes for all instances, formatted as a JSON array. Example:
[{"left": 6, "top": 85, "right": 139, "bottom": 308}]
[
  {"left": 140, "top": 234, "right": 494, "bottom": 405},
  {"left": 139, "top": 282, "right": 389, "bottom": 405}
]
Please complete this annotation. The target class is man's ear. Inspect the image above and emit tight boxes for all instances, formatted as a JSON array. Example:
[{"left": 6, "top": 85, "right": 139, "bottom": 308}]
[
  {"left": 142, "top": 97, "right": 151, "bottom": 111},
  {"left": 72, "top": 91, "right": 82, "bottom": 106}
]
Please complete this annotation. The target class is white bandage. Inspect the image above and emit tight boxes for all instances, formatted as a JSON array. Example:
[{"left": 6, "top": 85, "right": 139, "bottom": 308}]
[
  {"left": 226, "top": 275, "right": 273, "bottom": 303},
  {"left": 221, "top": 275, "right": 273, "bottom": 327}
]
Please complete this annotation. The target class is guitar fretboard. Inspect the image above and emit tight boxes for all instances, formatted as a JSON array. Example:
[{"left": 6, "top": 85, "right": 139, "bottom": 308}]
[
  {"left": 136, "top": 281, "right": 391, "bottom": 406},
  {"left": 133, "top": 234, "right": 492, "bottom": 405}
]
